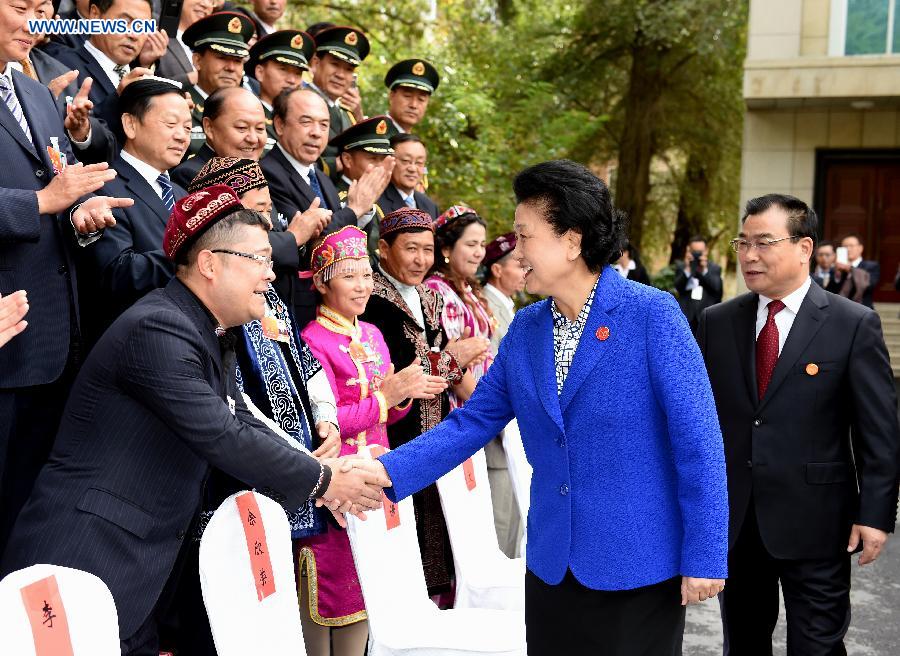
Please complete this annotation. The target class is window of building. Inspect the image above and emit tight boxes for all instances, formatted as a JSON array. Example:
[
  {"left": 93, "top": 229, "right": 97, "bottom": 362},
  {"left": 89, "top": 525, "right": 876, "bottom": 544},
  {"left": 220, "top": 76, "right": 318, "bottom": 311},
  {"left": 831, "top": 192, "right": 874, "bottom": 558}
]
[{"left": 830, "top": 0, "right": 900, "bottom": 54}]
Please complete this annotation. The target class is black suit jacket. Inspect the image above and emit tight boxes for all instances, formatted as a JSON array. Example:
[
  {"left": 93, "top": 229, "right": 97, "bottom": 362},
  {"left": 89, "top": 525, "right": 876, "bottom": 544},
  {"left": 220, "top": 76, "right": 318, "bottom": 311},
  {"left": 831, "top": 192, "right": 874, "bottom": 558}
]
[
  {"left": 77, "top": 154, "right": 186, "bottom": 346},
  {"left": 260, "top": 146, "right": 360, "bottom": 325},
  {"left": 50, "top": 44, "right": 122, "bottom": 131},
  {"left": 40, "top": 9, "right": 88, "bottom": 58},
  {"left": 674, "top": 261, "right": 723, "bottom": 335},
  {"left": 0, "top": 69, "right": 86, "bottom": 388},
  {"left": 0, "top": 278, "right": 323, "bottom": 639},
  {"left": 856, "top": 259, "right": 880, "bottom": 308},
  {"left": 169, "top": 142, "right": 214, "bottom": 189},
  {"left": 698, "top": 281, "right": 900, "bottom": 560},
  {"left": 379, "top": 183, "right": 439, "bottom": 219},
  {"left": 29, "top": 48, "right": 118, "bottom": 164}
]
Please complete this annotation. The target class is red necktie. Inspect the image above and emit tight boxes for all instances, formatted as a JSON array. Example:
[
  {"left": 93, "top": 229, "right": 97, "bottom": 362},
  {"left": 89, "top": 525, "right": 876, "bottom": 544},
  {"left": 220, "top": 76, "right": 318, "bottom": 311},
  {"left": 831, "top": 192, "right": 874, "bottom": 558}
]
[{"left": 756, "top": 300, "right": 785, "bottom": 400}]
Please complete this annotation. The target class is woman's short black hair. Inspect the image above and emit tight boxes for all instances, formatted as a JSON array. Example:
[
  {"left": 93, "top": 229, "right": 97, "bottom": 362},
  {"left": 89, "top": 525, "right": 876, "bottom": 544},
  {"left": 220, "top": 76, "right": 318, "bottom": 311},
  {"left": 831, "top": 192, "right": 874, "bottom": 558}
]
[{"left": 512, "top": 160, "right": 626, "bottom": 273}]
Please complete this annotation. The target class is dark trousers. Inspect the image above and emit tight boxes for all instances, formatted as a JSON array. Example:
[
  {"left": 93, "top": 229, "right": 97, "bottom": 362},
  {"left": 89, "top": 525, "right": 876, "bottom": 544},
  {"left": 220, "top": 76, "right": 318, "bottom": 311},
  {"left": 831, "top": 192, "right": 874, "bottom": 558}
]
[
  {"left": 525, "top": 569, "right": 685, "bottom": 656},
  {"left": 0, "top": 356, "right": 78, "bottom": 553},
  {"left": 720, "top": 505, "right": 851, "bottom": 656}
]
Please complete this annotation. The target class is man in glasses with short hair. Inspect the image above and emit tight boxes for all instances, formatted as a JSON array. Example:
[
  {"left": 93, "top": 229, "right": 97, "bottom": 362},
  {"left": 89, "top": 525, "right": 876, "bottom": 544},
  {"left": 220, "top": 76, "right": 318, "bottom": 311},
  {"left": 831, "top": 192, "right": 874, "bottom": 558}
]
[{"left": 697, "top": 193, "right": 900, "bottom": 656}]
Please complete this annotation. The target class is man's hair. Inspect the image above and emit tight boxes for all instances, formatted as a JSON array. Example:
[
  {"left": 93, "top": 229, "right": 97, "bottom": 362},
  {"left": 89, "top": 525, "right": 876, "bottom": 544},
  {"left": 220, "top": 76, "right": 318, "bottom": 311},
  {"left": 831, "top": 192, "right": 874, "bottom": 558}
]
[
  {"left": 272, "top": 87, "right": 313, "bottom": 122},
  {"left": 841, "top": 233, "right": 864, "bottom": 246},
  {"left": 391, "top": 133, "right": 425, "bottom": 149},
  {"left": 121, "top": 90, "right": 182, "bottom": 123},
  {"left": 512, "top": 159, "right": 625, "bottom": 273},
  {"left": 203, "top": 87, "right": 244, "bottom": 122},
  {"left": 90, "top": 0, "right": 151, "bottom": 13},
  {"left": 741, "top": 194, "right": 818, "bottom": 246},
  {"left": 381, "top": 226, "right": 431, "bottom": 247},
  {"left": 817, "top": 240, "right": 835, "bottom": 251},
  {"left": 176, "top": 209, "right": 270, "bottom": 268},
  {"left": 688, "top": 235, "right": 707, "bottom": 246}
]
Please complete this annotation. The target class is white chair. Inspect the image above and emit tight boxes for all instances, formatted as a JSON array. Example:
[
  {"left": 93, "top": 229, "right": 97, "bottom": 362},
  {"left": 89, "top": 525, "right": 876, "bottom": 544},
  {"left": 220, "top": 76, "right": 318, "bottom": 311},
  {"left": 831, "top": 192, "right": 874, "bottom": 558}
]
[
  {"left": 0, "top": 563, "right": 120, "bottom": 655},
  {"left": 436, "top": 448, "right": 525, "bottom": 611},
  {"left": 346, "top": 494, "right": 526, "bottom": 656},
  {"left": 500, "top": 420, "right": 532, "bottom": 556},
  {"left": 199, "top": 490, "right": 306, "bottom": 656}
]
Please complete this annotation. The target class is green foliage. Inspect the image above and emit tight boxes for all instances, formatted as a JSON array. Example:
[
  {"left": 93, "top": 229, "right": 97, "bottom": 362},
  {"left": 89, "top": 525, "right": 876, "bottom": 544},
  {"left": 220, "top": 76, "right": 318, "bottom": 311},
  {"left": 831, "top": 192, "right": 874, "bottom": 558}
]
[{"left": 253, "top": 0, "right": 747, "bottom": 272}]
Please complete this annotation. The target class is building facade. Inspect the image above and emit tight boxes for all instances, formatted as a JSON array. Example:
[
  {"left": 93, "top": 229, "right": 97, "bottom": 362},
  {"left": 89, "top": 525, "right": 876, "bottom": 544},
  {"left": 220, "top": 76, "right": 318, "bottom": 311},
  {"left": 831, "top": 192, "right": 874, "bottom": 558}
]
[{"left": 741, "top": 0, "right": 900, "bottom": 300}]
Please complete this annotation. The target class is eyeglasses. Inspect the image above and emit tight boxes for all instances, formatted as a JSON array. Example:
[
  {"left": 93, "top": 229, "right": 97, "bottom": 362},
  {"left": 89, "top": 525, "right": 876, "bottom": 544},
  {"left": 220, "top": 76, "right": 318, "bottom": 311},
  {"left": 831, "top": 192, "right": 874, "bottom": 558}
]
[
  {"left": 729, "top": 235, "right": 799, "bottom": 253},
  {"left": 210, "top": 249, "right": 274, "bottom": 270}
]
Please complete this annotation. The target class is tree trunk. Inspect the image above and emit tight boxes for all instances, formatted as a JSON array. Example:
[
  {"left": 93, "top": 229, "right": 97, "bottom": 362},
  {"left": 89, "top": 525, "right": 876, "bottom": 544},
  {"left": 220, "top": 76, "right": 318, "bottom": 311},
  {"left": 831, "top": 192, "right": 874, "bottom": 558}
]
[
  {"left": 614, "top": 42, "right": 665, "bottom": 251},
  {"left": 670, "top": 151, "right": 712, "bottom": 263}
]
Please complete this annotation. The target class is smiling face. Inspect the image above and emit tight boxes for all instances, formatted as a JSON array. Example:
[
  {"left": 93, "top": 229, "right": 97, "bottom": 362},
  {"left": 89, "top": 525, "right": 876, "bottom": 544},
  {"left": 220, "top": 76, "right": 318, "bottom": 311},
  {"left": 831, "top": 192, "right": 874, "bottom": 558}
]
[
  {"left": 388, "top": 86, "right": 430, "bottom": 130},
  {"left": 512, "top": 201, "right": 581, "bottom": 298},
  {"left": 205, "top": 223, "right": 274, "bottom": 326},
  {"left": 443, "top": 221, "right": 486, "bottom": 280},
  {"left": 315, "top": 263, "right": 374, "bottom": 319},
  {"left": 180, "top": 0, "right": 213, "bottom": 29},
  {"left": 194, "top": 49, "right": 246, "bottom": 95},
  {"left": 738, "top": 206, "right": 813, "bottom": 299},
  {"left": 275, "top": 89, "right": 330, "bottom": 166},
  {"left": 204, "top": 90, "right": 267, "bottom": 160},
  {"left": 122, "top": 92, "right": 192, "bottom": 170},
  {"left": 379, "top": 230, "right": 435, "bottom": 286},
  {"left": 0, "top": 0, "right": 41, "bottom": 65},
  {"left": 392, "top": 139, "right": 426, "bottom": 194},
  {"left": 312, "top": 52, "right": 355, "bottom": 100},
  {"left": 255, "top": 60, "right": 303, "bottom": 105},
  {"left": 89, "top": 0, "right": 151, "bottom": 66},
  {"left": 252, "top": 0, "right": 285, "bottom": 25}
]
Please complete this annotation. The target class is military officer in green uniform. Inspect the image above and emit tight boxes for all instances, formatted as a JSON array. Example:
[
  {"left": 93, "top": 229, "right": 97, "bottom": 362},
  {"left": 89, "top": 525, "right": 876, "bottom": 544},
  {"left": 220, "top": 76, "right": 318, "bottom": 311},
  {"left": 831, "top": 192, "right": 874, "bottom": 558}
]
[
  {"left": 329, "top": 115, "right": 397, "bottom": 263},
  {"left": 247, "top": 29, "right": 315, "bottom": 151},
  {"left": 384, "top": 58, "right": 439, "bottom": 190},
  {"left": 303, "top": 26, "right": 369, "bottom": 181},
  {"left": 182, "top": 11, "right": 256, "bottom": 158}
]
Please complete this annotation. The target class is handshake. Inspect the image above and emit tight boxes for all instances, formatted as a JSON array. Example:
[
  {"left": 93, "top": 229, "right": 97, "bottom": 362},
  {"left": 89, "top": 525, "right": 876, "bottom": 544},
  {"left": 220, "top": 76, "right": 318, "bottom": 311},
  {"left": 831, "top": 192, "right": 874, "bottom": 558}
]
[{"left": 315, "top": 456, "right": 393, "bottom": 527}]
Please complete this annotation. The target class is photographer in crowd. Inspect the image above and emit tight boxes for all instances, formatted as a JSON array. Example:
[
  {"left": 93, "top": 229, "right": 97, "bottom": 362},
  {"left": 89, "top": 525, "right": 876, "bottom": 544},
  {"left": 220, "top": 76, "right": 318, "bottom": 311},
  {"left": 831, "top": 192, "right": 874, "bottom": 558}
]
[{"left": 674, "top": 236, "right": 723, "bottom": 336}]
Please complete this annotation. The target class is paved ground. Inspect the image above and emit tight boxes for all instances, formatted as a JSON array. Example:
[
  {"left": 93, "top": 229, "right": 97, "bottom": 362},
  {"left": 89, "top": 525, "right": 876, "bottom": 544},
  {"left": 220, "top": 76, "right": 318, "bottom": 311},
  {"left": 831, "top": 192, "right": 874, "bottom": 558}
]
[{"left": 684, "top": 517, "right": 900, "bottom": 655}]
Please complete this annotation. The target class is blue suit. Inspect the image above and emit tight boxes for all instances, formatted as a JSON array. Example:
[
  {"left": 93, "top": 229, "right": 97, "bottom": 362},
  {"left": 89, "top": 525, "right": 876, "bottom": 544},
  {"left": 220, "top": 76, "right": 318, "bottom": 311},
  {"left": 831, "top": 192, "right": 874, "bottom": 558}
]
[{"left": 381, "top": 267, "right": 729, "bottom": 590}]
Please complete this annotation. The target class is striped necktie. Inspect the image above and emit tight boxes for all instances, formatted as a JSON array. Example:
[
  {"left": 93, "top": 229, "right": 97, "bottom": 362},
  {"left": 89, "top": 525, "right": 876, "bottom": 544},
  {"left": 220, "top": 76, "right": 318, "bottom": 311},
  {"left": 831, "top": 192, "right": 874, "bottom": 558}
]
[
  {"left": 0, "top": 74, "right": 33, "bottom": 144},
  {"left": 157, "top": 173, "right": 175, "bottom": 211}
]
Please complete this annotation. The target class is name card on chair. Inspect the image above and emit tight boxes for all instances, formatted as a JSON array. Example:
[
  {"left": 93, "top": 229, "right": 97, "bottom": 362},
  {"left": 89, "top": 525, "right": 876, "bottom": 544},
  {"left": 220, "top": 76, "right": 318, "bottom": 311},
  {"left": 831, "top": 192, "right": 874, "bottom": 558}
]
[
  {"left": 369, "top": 445, "right": 401, "bottom": 529},
  {"left": 462, "top": 458, "right": 477, "bottom": 491},
  {"left": 20, "top": 575, "right": 74, "bottom": 656},
  {"left": 236, "top": 492, "right": 276, "bottom": 601}
]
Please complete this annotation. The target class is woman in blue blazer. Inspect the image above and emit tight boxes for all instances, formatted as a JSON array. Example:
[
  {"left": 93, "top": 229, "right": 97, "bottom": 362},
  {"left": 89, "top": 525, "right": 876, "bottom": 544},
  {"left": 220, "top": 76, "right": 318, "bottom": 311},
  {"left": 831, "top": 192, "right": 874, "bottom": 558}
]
[{"left": 373, "top": 160, "right": 728, "bottom": 654}]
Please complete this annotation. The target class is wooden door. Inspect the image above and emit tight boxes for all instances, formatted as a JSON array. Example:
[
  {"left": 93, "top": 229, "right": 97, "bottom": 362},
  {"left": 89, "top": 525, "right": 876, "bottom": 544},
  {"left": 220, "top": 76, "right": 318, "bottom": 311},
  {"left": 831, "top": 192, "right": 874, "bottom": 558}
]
[{"left": 822, "top": 160, "right": 900, "bottom": 302}]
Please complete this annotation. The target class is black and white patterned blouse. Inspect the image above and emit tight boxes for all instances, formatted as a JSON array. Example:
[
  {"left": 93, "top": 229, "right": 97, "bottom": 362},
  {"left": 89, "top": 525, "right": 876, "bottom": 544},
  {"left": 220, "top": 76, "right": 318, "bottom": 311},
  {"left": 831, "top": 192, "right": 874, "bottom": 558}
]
[{"left": 551, "top": 276, "right": 600, "bottom": 395}]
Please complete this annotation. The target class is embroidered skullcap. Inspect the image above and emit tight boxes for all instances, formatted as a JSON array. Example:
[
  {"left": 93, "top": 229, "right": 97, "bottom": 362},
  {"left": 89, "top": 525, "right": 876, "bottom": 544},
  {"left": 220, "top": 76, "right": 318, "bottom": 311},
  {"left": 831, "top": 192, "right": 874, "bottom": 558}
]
[
  {"left": 163, "top": 184, "right": 244, "bottom": 261},
  {"left": 483, "top": 232, "right": 517, "bottom": 268},
  {"left": 434, "top": 204, "right": 478, "bottom": 231},
  {"left": 379, "top": 207, "right": 434, "bottom": 238},
  {"left": 188, "top": 157, "right": 268, "bottom": 195}
]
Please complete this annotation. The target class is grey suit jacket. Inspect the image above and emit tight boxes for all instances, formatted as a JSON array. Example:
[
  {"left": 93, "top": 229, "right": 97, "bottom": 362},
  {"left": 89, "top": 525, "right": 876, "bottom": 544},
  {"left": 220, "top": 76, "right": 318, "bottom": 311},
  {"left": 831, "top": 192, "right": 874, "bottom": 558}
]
[{"left": 155, "top": 37, "right": 194, "bottom": 87}]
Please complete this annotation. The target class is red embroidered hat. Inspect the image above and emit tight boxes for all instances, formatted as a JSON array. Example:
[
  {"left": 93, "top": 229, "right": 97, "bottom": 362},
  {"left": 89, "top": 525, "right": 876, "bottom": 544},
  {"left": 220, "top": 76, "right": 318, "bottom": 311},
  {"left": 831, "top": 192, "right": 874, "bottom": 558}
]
[
  {"left": 484, "top": 231, "right": 517, "bottom": 268},
  {"left": 163, "top": 184, "right": 244, "bottom": 261},
  {"left": 379, "top": 207, "right": 434, "bottom": 238}
]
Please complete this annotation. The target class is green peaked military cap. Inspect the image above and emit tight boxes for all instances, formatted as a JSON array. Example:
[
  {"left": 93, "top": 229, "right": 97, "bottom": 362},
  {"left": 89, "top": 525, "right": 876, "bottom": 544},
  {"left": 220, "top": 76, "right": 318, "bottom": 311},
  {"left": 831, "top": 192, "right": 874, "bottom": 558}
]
[
  {"left": 329, "top": 115, "right": 398, "bottom": 155},
  {"left": 384, "top": 59, "right": 440, "bottom": 94},
  {"left": 248, "top": 29, "right": 315, "bottom": 73},
  {"left": 183, "top": 11, "right": 256, "bottom": 59},
  {"left": 313, "top": 26, "right": 370, "bottom": 67}
]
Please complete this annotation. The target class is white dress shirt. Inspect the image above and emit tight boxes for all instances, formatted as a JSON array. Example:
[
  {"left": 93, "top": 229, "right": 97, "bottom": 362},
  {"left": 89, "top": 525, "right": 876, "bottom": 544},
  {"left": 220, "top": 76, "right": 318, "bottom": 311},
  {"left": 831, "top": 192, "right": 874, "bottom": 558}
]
[
  {"left": 379, "top": 265, "right": 426, "bottom": 331},
  {"left": 84, "top": 40, "right": 128, "bottom": 89},
  {"left": 120, "top": 149, "right": 166, "bottom": 199},
  {"left": 277, "top": 143, "right": 315, "bottom": 183},
  {"left": 755, "top": 276, "right": 812, "bottom": 355}
]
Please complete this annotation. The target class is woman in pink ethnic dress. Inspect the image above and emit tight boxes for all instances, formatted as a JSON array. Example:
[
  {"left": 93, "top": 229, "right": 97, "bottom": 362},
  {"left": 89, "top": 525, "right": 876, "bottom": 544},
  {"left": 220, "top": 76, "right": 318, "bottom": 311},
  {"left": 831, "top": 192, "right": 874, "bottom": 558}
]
[
  {"left": 298, "top": 226, "right": 447, "bottom": 656},
  {"left": 424, "top": 205, "right": 494, "bottom": 407}
]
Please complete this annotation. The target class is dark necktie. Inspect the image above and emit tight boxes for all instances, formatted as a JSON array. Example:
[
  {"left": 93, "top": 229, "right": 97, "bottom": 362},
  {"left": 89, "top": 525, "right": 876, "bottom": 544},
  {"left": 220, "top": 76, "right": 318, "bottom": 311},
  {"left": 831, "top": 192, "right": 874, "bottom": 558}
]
[
  {"left": 756, "top": 299, "right": 785, "bottom": 400},
  {"left": 113, "top": 64, "right": 126, "bottom": 83},
  {"left": 157, "top": 173, "right": 175, "bottom": 211},
  {"left": 305, "top": 170, "right": 330, "bottom": 210}
]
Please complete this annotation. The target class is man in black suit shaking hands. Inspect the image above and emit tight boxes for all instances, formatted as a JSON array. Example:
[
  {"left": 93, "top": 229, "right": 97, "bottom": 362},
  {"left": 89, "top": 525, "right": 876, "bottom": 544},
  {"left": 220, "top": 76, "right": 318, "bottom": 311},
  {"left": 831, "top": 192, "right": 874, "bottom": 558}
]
[{"left": 698, "top": 194, "right": 900, "bottom": 656}]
